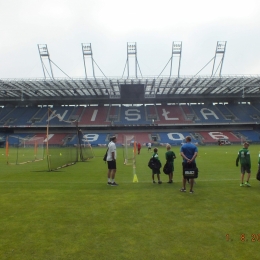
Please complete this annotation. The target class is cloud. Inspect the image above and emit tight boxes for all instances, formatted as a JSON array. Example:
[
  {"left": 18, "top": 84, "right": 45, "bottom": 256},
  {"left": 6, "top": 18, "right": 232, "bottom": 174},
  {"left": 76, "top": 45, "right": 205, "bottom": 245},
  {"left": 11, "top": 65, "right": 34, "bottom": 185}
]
[{"left": 1, "top": 0, "right": 260, "bottom": 78}]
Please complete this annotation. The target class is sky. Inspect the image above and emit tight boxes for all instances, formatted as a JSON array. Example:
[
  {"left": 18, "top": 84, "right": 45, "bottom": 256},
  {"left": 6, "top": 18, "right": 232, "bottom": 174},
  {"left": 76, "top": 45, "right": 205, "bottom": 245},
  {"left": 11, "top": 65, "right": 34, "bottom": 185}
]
[{"left": 1, "top": 0, "right": 260, "bottom": 79}]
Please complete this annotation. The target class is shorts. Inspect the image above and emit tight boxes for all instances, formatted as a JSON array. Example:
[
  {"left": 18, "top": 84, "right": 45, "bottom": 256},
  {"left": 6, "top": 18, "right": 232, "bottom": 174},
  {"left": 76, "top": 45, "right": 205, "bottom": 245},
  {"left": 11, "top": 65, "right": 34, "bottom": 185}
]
[
  {"left": 152, "top": 169, "right": 161, "bottom": 174},
  {"left": 167, "top": 162, "right": 174, "bottom": 172},
  {"left": 107, "top": 160, "right": 116, "bottom": 170},
  {"left": 240, "top": 165, "right": 251, "bottom": 174}
]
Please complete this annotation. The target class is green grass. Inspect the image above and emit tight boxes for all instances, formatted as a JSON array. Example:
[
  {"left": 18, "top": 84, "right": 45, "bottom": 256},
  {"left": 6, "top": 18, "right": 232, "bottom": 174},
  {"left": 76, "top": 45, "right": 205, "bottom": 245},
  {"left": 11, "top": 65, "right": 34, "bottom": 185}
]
[{"left": 1, "top": 144, "right": 260, "bottom": 259}]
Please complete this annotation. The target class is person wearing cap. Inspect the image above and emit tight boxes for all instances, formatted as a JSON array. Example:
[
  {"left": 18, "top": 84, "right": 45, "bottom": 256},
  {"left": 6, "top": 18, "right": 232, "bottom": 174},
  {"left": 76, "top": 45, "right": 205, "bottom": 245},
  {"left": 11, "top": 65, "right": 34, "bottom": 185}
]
[
  {"left": 106, "top": 136, "right": 118, "bottom": 186},
  {"left": 236, "top": 142, "right": 251, "bottom": 187}
]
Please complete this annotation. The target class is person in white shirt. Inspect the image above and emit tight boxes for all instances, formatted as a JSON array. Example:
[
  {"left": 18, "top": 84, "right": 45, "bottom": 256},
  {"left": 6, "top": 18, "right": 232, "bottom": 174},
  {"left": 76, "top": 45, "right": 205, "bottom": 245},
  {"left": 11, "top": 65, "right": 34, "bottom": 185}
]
[
  {"left": 147, "top": 142, "right": 152, "bottom": 152},
  {"left": 106, "top": 136, "right": 118, "bottom": 186}
]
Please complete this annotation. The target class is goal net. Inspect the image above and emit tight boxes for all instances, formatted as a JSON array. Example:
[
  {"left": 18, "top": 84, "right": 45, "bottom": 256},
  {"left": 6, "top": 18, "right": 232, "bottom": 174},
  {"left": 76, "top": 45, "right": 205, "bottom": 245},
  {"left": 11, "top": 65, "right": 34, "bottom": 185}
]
[
  {"left": 77, "top": 129, "right": 94, "bottom": 161},
  {"left": 123, "top": 135, "right": 136, "bottom": 165},
  {"left": 46, "top": 108, "right": 78, "bottom": 171},
  {"left": 6, "top": 135, "right": 44, "bottom": 165}
]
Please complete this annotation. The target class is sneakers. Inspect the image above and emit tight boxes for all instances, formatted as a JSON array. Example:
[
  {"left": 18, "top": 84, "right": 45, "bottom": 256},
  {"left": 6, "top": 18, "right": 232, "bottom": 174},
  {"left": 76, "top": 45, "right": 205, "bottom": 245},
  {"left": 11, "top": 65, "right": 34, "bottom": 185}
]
[
  {"left": 107, "top": 182, "right": 111, "bottom": 185},
  {"left": 190, "top": 190, "right": 194, "bottom": 194},
  {"left": 245, "top": 182, "right": 251, "bottom": 187},
  {"left": 153, "top": 180, "right": 156, "bottom": 184},
  {"left": 110, "top": 182, "right": 118, "bottom": 186},
  {"left": 167, "top": 180, "right": 173, "bottom": 183},
  {"left": 158, "top": 181, "right": 162, "bottom": 184},
  {"left": 180, "top": 188, "right": 186, "bottom": 192},
  {"left": 240, "top": 183, "right": 245, "bottom": 187}
]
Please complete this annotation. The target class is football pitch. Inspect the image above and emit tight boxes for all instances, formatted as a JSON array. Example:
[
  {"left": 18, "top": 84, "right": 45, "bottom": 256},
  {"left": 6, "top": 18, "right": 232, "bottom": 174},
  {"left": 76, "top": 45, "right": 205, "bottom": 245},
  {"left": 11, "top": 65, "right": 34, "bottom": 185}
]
[{"left": 1, "top": 144, "right": 260, "bottom": 260}]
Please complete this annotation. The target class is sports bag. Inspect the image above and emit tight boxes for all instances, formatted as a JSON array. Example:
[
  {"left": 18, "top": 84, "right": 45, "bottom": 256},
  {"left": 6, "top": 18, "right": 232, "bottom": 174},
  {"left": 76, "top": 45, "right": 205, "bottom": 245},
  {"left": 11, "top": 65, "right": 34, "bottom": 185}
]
[
  {"left": 163, "top": 162, "right": 171, "bottom": 175},
  {"left": 182, "top": 162, "right": 199, "bottom": 179},
  {"left": 256, "top": 167, "right": 260, "bottom": 181},
  {"left": 148, "top": 156, "right": 161, "bottom": 170}
]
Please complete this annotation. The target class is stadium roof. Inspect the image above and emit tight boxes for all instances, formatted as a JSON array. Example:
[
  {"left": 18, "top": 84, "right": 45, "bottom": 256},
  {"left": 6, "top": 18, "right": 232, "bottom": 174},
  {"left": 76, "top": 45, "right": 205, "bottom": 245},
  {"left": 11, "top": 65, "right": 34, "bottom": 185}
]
[{"left": 1, "top": 75, "right": 260, "bottom": 106}]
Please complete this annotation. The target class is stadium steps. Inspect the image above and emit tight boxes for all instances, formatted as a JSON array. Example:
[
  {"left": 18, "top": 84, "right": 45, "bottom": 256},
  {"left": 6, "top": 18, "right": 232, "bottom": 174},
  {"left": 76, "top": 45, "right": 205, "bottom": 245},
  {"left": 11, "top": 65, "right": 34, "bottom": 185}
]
[{"left": 0, "top": 107, "right": 16, "bottom": 123}]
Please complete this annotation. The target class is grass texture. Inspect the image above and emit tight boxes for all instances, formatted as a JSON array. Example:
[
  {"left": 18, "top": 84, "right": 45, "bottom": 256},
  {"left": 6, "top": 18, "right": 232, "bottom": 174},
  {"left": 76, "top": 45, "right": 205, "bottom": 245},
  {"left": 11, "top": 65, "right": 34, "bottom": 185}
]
[{"left": 1, "top": 144, "right": 260, "bottom": 260}]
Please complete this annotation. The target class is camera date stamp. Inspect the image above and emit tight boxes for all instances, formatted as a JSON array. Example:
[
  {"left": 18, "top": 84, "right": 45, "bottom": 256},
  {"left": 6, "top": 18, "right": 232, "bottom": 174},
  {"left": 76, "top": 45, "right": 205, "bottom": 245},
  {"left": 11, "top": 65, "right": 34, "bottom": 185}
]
[{"left": 226, "top": 234, "right": 260, "bottom": 242}]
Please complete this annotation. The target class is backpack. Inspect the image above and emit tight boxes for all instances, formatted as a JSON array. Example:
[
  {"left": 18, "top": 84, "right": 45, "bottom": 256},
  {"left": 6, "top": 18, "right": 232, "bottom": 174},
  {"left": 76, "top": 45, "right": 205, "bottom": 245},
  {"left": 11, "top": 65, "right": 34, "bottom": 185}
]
[
  {"left": 256, "top": 168, "right": 260, "bottom": 181},
  {"left": 148, "top": 156, "right": 161, "bottom": 170}
]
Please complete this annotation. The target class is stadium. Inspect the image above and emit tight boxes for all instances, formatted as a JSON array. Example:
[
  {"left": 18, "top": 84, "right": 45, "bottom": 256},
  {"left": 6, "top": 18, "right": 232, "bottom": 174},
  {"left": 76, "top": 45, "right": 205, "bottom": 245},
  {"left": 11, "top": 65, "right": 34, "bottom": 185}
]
[
  {"left": 1, "top": 41, "right": 260, "bottom": 259},
  {"left": 1, "top": 42, "right": 260, "bottom": 148}
]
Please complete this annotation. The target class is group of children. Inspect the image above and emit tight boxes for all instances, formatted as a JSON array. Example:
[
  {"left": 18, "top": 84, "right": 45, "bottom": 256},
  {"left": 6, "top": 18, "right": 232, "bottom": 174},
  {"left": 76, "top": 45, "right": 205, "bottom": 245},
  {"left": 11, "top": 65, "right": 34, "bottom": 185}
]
[
  {"left": 149, "top": 141, "right": 259, "bottom": 188},
  {"left": 149, "top": 144, "right": 176, "bottom": 184}
]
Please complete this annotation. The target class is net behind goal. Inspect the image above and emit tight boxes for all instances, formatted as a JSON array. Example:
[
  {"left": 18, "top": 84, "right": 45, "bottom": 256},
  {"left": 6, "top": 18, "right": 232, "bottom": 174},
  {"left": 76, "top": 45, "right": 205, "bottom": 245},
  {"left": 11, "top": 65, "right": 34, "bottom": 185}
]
[
  {"left": 46, "top": 108, "right": 78, "bottom": 171},
  {"left": 77, "top": 129, "right": 94, "bottom": 161},
  {"left": 6, "top": 135, "right": 44, "bottom": 165}
]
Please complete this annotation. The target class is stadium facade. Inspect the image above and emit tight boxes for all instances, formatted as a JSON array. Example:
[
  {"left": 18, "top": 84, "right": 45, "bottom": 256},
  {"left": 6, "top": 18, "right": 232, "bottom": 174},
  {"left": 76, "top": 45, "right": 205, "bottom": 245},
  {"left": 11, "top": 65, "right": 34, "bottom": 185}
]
[{"left": 1, "top": 41, "right": 260, "bottom": 147}]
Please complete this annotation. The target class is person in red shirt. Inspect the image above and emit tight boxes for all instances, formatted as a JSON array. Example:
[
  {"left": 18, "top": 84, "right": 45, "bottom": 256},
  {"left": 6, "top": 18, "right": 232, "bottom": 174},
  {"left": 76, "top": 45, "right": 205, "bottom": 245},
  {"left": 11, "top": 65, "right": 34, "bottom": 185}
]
[{"left": 137, "top": 143, "right": 141, "bottom": 155}]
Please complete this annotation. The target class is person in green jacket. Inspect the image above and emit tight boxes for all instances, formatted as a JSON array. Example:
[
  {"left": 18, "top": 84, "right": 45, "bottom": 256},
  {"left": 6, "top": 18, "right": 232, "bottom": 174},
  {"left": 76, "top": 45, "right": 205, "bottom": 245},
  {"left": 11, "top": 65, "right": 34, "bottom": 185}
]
[
  {"left": 151, "top": 148, "right": 162, "bottom": 184},
  {"left": 236, "top": 142, "right": 251, "bottom": 187},
  {"left": 165, "top": 144, "right": 176, "bottom": 183}
]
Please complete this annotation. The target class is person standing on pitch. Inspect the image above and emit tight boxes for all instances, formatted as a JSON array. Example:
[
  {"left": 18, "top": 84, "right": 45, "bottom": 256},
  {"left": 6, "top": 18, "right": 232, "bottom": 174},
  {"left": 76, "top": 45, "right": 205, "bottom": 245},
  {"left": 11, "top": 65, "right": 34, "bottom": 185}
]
[
  {"left": 165, "top": 144, "right": 176, "bottom": 183},
  {"left": 137, "top": 142, "right": 141, "bottom": 155},
  {"left": 180, "top": 136, "right": 198, "bottom": 193},
  {"left": 147, "top": 142, "right": 152, "bottom": 152},
  {"left": 106, "top": 136, "right": 118, "bottom": 186},
  {"left": 151, "top": 147, "right": 162, "bottom": 184},
  {"left": 236, "top": 142, "right": 251, "bottom": 187}
]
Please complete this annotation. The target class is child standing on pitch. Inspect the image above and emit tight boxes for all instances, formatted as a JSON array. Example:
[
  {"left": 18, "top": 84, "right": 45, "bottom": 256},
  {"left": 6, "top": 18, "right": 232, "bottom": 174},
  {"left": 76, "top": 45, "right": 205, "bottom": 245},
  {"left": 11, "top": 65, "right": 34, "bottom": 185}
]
[
  {"left": 165, "top": 144, "right": 176, "bottom": 183},
  {"left": 151, "top": 148, "right": 162, "bottom": 184},
  {"left": 236, "top": 142, "right": 251, "bottom": 187}
]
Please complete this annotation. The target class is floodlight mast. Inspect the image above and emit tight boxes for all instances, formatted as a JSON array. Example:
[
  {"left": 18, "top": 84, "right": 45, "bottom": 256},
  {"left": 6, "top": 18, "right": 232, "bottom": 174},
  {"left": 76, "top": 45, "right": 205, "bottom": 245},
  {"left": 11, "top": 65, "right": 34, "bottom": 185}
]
[
  {"left": 37, "top": 44, "right": 54, "bottom": 79},
  {"left": 170, "top": 41, "right": 182, "bottom": 77},
  {"left": 212, "top": 41, "right": 227, "bottom": 77},
  {"left": 82, "top": 43, "right": 95, "bottom": 79},
  {"left": 127, "top": 42, "right": 137, "bottom": 78}
]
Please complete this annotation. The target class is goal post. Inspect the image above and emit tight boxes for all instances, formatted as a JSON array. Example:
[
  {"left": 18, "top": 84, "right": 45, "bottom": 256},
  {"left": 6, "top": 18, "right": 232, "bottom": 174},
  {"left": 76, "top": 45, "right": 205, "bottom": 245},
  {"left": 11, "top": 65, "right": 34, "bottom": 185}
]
[
  {"left": 5, "top": 135, "right": 44, "bottom": 165},
  {"left": 123, "top": 135, "right": 135, "bottom": 165}
]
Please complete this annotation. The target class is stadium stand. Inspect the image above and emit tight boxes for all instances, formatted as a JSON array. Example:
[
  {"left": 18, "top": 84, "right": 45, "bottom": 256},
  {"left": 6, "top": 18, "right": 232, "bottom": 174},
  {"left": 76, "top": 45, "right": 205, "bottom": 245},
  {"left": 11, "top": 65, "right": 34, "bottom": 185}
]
[
  {"left": 225, "top": 104, "right": 255, "bottom": 123},
  {"left": 145, "top": 105, "right": 158, "bottom": 121},
  {"left": 118, "top": 106, "right": 150, "bottom": 125},
  {"left": 108, "top": 105, "right": 120, "bottom": 123},
  {"left": 31, "top": 107, "right": 49, "bottom": 126},
  {"left": 196, "top": 131, "right": 240, "bottom": 144},
  {"left": 2, "top": 103, "right": 260, "bottom": 127},
  {"left": 239, "top": 104, "right": 260, "bottom": 121},
  {"left": 69, "top": 106, "right": 84, "bottom": 122},
  {"left": 0, "top": 107, "right": 17, "bottom": 126},
  {"left": 79, "top": 106, "right": 108, "bottom": 126},
  {"left": 156, "top": 105, "right": 191, "bottom": 125},
  {"left": 157, "top": 131, "right": 194, "bottom": 145},
  {"left": 214, "top": 104, "right": 234, "bottom": 121},
  {"left": 116, "top": 132, "right": 151, "bottom": 144},
  {"left": 180, "top": 105, "right": 197, "bottom": 122},
  {"left": 190, "top": 104, "right": 227, "bottom": 124},
  {"left": 11, "top": 107, "right": 40, "bottom": 126},
  {"left": 235, "top": 130, "right": 260, "bottom": 143}
]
